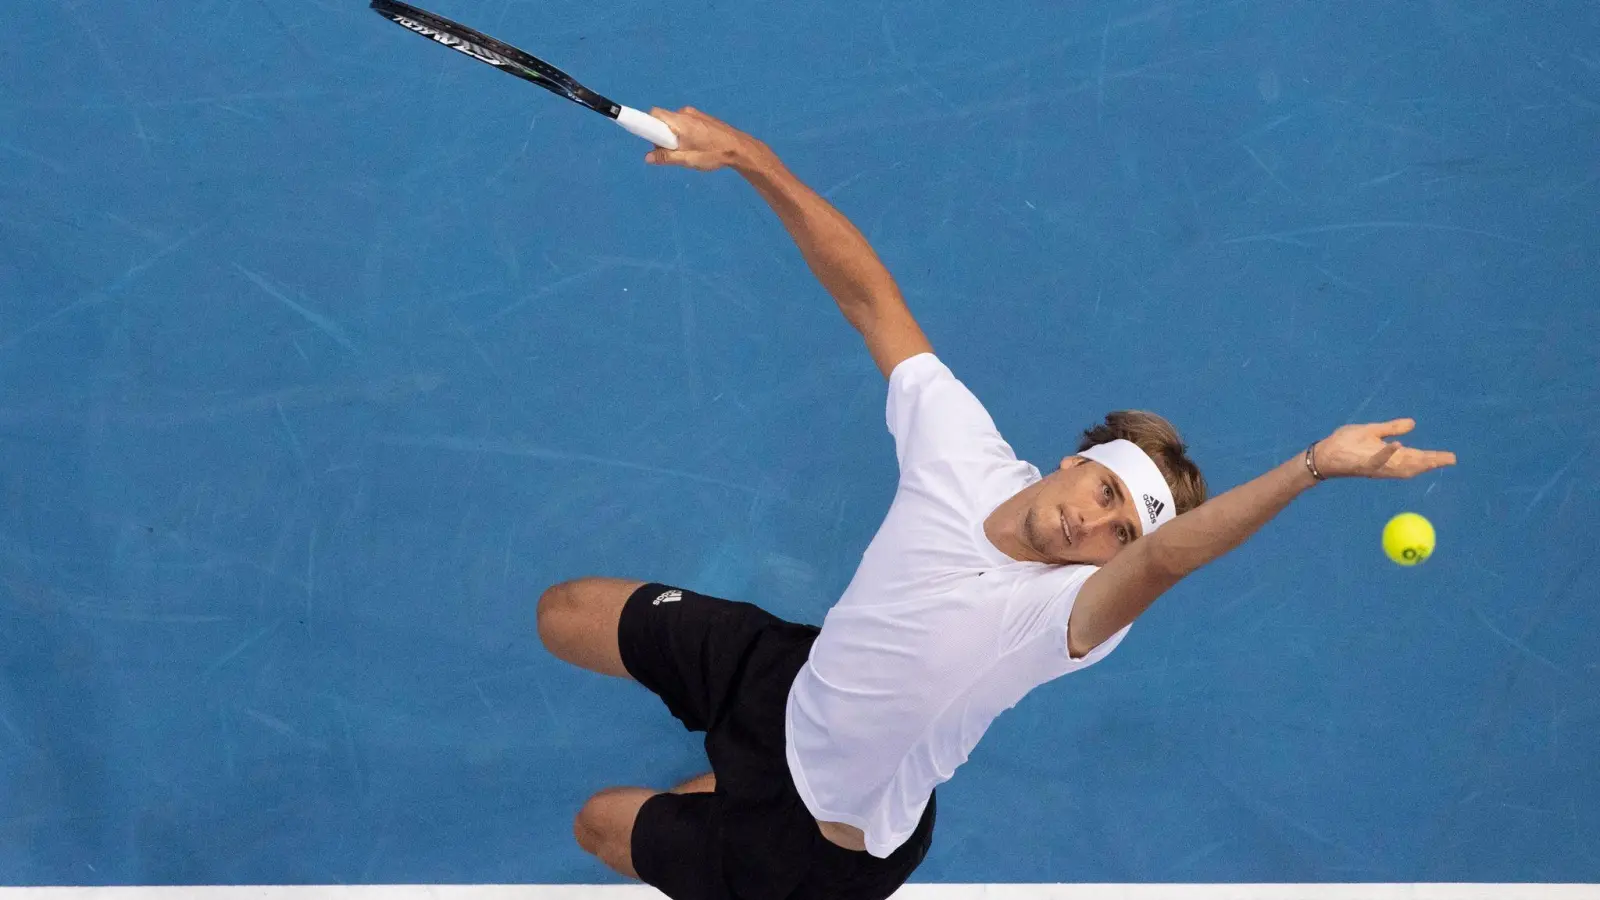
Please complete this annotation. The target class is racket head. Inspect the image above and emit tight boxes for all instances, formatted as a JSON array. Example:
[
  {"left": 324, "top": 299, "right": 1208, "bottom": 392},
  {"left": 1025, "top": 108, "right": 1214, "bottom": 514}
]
[{"left": 370, "top": 0, "right": 620, "bottom": 117}]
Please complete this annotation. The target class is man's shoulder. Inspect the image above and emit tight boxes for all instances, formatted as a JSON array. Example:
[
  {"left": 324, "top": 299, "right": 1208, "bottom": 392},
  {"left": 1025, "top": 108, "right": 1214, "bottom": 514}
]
[{"left": 1002, "top": 561, "right": 1099, "bottom": 597}]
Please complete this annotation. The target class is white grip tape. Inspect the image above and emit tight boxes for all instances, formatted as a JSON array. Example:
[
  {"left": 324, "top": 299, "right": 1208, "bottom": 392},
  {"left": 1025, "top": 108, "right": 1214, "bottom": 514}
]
[{"left": 614, "top": 106, "right": 678, "bottom": 149}]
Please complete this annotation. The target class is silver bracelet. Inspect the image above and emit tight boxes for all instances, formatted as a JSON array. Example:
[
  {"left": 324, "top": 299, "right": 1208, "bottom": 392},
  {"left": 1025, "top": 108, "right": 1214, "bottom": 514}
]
[{"left": 1304, "top": 441, "right": 1326, "bottom": 482}]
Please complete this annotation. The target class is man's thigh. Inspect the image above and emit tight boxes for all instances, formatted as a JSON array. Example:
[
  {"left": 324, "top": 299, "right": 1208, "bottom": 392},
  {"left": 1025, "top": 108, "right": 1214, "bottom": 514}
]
[
  {"left": 628, "top": 791, "right": 729, "bottom": 900},
  {"left": 537, "top": 577, "right": 646, "bottom": 678},
  {"left": 614, "top": 583, "right": 785, "bottom": 733}
]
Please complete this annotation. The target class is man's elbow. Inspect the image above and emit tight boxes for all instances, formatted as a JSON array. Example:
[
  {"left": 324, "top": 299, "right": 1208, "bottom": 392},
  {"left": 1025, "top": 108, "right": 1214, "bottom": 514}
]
[{"left": 1066, "top": 627, "right": 1105, "bottom": 661}]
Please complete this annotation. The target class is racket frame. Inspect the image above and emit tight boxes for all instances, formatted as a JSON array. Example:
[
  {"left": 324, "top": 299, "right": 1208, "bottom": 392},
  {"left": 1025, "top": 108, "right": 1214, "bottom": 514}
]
[{"left": 370, "top": 0, "right": 622, "bottom": 118}]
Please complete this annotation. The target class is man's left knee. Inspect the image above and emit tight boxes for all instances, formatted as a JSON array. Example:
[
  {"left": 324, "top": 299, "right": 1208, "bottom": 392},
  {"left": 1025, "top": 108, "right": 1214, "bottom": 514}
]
[
  {"left": 572, "top": 798, "right": 602, "bottom": 856},
  {"left": 573, "top": 787, "right": 647, "bottom": 879}
]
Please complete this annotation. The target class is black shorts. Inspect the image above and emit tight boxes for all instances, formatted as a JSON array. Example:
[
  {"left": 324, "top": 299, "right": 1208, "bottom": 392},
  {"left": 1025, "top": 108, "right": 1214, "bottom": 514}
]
[{"left": 617, "top": 583, "right": 936, "bottom": 900}]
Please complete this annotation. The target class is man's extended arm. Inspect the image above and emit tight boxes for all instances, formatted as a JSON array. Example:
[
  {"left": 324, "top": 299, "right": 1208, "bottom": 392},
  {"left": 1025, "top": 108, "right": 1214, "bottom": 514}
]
[
  {"left": 1066, "top": 419, "right": 1457, "bottom": 658},
  {"left": 645, "top": 107, "right": 932, "bottom": 378}
]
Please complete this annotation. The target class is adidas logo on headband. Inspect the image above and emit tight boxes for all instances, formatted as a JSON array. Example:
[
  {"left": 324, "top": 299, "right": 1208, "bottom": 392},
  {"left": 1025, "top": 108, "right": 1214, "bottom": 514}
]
[{"left": 1143, "top": 494, "right": 1166, "bottom": 525}]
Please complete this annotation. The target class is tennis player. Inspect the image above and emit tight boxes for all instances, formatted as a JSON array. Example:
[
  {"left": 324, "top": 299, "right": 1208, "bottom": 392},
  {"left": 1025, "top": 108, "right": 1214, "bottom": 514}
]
[{"left": 537, "top": 108, "right": 1456, "bottom": 899}]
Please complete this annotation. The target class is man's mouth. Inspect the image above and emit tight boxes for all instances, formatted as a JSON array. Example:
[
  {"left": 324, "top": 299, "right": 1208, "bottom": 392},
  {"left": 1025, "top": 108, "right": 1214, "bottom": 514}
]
[{"left": 1060, "top": 510, "right": 1073, "bottom": 547}]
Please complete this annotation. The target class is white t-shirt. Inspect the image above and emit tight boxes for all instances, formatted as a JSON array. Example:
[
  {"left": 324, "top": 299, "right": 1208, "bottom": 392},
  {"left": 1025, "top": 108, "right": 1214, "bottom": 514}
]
[{"left": 784, "top": 353, "right": 1131, "bottom": 858}]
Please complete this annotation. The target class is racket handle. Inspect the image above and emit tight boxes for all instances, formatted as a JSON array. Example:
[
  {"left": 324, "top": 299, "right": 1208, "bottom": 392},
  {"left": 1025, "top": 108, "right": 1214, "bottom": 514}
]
[{"left": 615, "top": 106, "right": 679, "bottom": 150}]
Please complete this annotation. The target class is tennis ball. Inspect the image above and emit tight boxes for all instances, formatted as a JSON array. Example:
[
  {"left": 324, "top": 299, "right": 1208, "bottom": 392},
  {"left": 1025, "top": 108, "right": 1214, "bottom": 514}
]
[{"left": 1383, "top": 512, "right": 1435, "bottom": 566}]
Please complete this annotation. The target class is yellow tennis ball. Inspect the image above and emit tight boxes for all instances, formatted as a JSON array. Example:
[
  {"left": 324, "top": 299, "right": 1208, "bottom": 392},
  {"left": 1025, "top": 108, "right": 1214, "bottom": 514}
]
[{"left": 1383, "top": 512, "right": 1436, "bottom": 566}]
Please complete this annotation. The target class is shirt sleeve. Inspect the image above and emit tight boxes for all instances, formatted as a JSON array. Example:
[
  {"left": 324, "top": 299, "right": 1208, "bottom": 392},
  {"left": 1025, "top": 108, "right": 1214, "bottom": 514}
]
[
  {"left": 886, "top": 353, "right": 1018, "bottom": 473},
  {"left": 1000, "top": 565, "right": 1133, "bottom": 667}
]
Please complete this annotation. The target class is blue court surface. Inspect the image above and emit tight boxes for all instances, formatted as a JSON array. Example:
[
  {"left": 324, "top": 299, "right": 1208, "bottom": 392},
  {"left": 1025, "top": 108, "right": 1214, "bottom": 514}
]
[{"left": 2, "top": 0, "right": 1597, "bottom": 889}]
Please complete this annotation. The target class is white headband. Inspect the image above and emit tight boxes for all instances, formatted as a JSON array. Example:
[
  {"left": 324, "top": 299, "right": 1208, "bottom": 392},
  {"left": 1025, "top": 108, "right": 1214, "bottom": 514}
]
[{"left": 1077, "top": 439, "right": 1177, "bottom": 536}]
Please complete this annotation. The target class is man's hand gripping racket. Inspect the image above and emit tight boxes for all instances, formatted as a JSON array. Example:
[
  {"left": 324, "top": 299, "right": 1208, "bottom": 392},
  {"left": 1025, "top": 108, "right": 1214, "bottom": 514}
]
[{"left": 642, "top": 108, "right": 768, "bottom": 171}]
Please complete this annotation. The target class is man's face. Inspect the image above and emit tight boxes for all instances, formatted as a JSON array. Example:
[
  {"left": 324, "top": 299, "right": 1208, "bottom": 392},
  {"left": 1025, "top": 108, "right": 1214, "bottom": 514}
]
[{"left": 1023, "top": 457, "right": 1143, "bottom": 566}]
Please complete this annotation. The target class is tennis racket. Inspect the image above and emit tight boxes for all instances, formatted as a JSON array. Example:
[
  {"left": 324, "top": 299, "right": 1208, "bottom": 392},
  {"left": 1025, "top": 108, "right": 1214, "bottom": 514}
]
[{"left": 369, "top": 0, "right": 678, "bottom": 149}]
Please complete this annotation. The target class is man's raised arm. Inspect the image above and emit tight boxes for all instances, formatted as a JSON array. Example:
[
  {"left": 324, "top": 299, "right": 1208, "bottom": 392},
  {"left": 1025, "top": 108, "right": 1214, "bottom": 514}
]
[
  {"left": 645, "top": 107, "right": 932, "bottom": 379},
  {"left": 1066, "top": 419, "right": 1458, "bottom": 658}
]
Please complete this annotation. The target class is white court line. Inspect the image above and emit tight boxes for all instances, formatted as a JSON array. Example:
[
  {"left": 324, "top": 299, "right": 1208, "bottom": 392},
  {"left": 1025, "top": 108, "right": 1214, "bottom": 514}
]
[{"left": 0, "top": 886, "right": 1596, "bottom": 899}]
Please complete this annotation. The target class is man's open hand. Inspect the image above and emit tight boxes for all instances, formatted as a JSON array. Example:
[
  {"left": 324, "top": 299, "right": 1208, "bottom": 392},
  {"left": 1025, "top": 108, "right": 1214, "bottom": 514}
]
[{"left": 1314, "top": 419, "right": 1457, "bottom": 480}]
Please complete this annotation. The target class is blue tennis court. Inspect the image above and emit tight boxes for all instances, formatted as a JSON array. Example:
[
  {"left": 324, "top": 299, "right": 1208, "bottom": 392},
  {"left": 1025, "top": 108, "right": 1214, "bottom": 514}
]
[{"left": 2, "top": 0, "right": 1596, "bottom": 887}]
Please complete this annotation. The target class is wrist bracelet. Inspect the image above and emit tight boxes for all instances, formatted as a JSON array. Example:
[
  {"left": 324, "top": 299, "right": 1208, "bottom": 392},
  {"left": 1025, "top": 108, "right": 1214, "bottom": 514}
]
[{"left": 1304, "top": 441, "right": 1326, "bottom": 482}]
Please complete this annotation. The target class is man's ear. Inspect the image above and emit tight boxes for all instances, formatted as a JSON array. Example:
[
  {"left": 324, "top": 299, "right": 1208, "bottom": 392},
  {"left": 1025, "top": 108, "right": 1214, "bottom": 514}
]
[{"left": 1059, "top": 455, "right": 1085, "bottom": 472}]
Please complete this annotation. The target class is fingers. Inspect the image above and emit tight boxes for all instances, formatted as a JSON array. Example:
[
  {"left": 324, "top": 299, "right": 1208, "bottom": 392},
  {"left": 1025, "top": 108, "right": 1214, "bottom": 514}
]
[
  {"left": 1409, "top": 449, "right": 1458, "bottom": 471},
  {"left": 1373, "top": 417, "right": 1416, "bottom": 438},
  {"left": 650, "top": 106, "right": 707, "bottom": 124},
  {"left": 1368, "top": 441, "right": 1403, "bottom": 471},
  {"left": 645, "top": 148, "right": 719, "bottom": 170},
  {"left": 645, "top": 108, "right": 700, "bottom": 164},
  {"left": 1385, "top": 447, "right": 1458, "bottom": 478}
]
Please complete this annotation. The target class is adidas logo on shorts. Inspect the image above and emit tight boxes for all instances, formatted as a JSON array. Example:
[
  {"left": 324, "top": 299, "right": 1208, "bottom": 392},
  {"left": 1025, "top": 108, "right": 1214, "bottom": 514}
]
[
  {"left": 652, "top": 590, "right": 683, "bottom": 606},
  {"left": 1143, "top": 493, "right": 1166, "bottom": 525}
]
